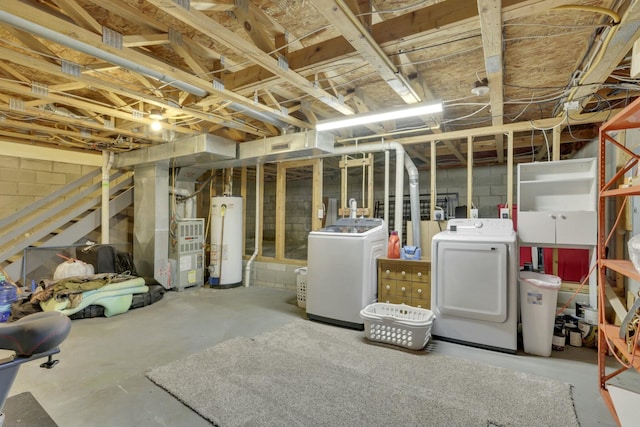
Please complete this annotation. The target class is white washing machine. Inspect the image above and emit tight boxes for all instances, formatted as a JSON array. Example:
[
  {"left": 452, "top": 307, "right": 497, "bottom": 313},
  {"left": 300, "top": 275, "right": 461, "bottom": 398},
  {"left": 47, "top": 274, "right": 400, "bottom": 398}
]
[
  {"left": 431, "top": 218, "right": 518, "bottom": 352},
  {"left": 306, "top": 218, "right": 387, "bottom": 330}
]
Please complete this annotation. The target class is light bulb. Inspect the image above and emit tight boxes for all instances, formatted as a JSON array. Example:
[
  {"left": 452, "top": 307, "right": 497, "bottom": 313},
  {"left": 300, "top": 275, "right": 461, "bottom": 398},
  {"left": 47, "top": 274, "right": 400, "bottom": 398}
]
[{"left": 150, "top": 120, "right": 162, "bottom": 131}]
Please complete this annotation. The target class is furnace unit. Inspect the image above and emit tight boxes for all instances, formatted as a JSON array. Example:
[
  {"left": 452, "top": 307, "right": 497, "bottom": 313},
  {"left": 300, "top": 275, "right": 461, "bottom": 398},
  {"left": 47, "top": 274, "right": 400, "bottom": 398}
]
[{"left": 169, "top": 218, "right": 205, "bottom": 291}]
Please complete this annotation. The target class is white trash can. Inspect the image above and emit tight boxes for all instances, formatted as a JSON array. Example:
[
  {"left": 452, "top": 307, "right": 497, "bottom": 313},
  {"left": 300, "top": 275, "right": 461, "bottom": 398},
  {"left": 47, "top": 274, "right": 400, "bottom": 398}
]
[{"left": 519, "top": 271, "right": 562, "bottom": 357}]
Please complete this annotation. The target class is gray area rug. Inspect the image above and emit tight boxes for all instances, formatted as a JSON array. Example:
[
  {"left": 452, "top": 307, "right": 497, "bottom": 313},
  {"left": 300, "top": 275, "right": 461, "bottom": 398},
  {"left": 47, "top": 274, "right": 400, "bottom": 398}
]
[{"left": 147, "top": 320, "right": 579, "bottom": 427}]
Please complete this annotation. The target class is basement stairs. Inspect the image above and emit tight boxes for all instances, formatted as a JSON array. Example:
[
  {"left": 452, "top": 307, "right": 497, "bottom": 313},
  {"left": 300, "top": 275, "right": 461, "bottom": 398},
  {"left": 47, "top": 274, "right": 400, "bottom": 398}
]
[{"left": 0, "top": 168, "right": 134, "bottom": 287}]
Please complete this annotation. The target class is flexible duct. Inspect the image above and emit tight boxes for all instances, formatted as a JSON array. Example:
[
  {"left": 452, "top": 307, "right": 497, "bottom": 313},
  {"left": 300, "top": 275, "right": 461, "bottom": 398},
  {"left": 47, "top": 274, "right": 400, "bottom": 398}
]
[
  {"left": 404, "top": 153, "right": 421, "bottom": 248},
  {"left": 244, "top": 162, "right": 261, "bottom": 287}
]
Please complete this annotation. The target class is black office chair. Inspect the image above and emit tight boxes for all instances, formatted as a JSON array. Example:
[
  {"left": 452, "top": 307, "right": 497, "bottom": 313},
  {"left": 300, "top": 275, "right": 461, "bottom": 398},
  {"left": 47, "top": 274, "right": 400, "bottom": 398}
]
[{"left": 0, "top": 311, "right": 71, "bottom": 425}]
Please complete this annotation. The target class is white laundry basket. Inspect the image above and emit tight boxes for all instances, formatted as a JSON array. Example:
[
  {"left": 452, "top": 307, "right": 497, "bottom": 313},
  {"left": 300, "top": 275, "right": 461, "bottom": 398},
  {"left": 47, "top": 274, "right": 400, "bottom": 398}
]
[
  {"left": 519, "top": 271, "right": 562, "bottom": 357},
  {"left": 295, "top": 267, "right": 308, "bottom": 308},
  {"left": 360, "top": 303, "right": 435, "bottom": 350}
]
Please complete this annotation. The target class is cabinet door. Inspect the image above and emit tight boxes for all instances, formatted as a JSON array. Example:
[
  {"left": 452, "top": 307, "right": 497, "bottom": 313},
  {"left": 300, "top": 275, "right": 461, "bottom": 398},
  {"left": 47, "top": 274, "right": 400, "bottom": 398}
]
[
  {"left": 518, "top": 211, "right": 556, "bottom": 244},
  {"left": 555, "top": 211, "right": 596, "bottom": 245}
]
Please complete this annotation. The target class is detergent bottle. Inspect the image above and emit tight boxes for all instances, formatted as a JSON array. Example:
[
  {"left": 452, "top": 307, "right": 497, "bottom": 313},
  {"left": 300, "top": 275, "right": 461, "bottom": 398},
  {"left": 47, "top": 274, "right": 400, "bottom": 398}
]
[{"left": 387, "top": 231, "right": 400, "bottom": 259}]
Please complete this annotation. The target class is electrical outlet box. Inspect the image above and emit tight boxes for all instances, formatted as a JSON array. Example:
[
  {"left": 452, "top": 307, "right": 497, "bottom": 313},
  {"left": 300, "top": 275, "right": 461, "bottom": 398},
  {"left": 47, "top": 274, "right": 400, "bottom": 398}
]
[
  {"left": 470, "top": 208, "right": 479, "bottom": 218},
  {"left": 564, "top": 100, "right": 579, "bottom": 111},
  {"left": 500, "top": 208, "right": 509, "bottom": 219},
  {"left": 434, "top": 210, "right": 444, "bottom": 221}
]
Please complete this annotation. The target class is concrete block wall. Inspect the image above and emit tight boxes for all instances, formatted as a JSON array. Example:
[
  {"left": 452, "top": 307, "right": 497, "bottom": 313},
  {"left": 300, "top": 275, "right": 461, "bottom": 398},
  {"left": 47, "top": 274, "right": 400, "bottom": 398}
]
[
  {"left": 0, "top": 154, "right": 132, "bottom": 248},
  {"left": 248, "top": 259, "right": 298, "bottom": 291},
  {"left": 0, "top": 154, "right": 98, "bottom": 216}
]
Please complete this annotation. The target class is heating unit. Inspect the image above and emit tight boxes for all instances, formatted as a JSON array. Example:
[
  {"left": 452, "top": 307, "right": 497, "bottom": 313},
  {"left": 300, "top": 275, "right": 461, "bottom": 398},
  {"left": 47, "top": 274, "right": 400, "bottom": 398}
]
[
  {"left": 169, "top": 218, "right": 205, "bottom": 291},
  {"left": 431, "top": 218, "right": 518, "bottom": 352},
  {"left": 306, "top": 218, "right": 387, "bottom": 330}
]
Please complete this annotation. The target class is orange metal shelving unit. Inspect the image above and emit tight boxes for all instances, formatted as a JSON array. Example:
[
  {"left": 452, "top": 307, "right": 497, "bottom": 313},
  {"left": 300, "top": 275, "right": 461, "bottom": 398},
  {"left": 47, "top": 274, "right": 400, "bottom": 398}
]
[{"left": 598, "top": 96, "right": 640, "bottom": 426}]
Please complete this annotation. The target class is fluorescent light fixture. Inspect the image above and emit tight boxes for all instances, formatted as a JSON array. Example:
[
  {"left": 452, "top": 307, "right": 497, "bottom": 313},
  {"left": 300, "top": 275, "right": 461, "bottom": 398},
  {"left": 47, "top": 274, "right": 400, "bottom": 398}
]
[{"left": 316, "top": 101, "right": 443, "bottom": 131}]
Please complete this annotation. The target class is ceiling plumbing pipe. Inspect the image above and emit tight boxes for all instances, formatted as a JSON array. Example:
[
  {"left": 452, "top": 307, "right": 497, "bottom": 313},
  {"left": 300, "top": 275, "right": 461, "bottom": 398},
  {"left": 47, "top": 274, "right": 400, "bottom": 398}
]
[{"left": 244, "top": 162, "right": 261, "bottom": 287}]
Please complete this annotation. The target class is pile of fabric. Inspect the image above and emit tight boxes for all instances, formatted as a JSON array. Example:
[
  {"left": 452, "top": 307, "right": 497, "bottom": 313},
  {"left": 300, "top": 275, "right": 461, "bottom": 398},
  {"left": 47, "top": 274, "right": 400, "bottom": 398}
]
[{"left": 32, "top": 273, "right": 148, "bottom": 317}]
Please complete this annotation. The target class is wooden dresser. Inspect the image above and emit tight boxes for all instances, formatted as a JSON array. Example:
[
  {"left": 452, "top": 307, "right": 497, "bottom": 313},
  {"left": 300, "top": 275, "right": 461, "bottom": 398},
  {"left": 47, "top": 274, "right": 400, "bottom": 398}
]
[{"left": 377, "top": 257, "right": 431, "bottom": 308}]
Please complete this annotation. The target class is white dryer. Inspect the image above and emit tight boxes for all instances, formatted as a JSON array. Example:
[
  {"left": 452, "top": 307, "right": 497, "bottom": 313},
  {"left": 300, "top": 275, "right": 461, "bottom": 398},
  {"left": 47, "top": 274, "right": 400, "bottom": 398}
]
[{"left": 431, "top": 218, "right": 518, "bottom": 352}]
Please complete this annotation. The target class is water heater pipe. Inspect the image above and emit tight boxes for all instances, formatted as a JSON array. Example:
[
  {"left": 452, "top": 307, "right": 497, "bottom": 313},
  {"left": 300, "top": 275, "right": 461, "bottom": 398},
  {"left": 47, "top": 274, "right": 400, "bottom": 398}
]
[
  {"left": 101, "top": 151, "right": 114, "bottom": 244},
  {"left": 244, "top": 162, "right": 261, "bottom": 287}
]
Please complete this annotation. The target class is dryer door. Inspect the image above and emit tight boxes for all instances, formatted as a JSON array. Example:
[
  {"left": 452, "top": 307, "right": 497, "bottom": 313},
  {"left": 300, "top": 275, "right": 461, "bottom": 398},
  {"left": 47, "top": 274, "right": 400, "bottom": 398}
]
[{"left": 435, "top": 241, "right": 508, "bottom": 323}]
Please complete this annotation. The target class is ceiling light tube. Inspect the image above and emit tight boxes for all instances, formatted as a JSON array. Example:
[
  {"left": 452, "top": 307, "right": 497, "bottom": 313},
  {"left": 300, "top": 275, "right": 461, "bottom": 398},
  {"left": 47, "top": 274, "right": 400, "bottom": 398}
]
[{"left": 316, "top": 101, "right": 443, "bottom": 131}]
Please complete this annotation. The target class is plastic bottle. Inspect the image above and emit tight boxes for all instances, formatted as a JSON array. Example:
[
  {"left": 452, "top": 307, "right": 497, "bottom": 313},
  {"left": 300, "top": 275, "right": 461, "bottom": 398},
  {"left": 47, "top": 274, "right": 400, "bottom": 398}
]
[
  {"left": 0, "top": 274, "right": 16, "bottom": 323},
  {"left": 387, "top": 231, "right": 400, "bottom": 259}
]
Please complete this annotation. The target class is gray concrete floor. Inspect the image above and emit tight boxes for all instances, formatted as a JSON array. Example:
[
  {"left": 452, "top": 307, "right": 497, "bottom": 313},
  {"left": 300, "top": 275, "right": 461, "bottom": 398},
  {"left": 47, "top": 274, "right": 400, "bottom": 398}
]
[{"left": 7, "top": 286, "right": 626, "bottom": 426}]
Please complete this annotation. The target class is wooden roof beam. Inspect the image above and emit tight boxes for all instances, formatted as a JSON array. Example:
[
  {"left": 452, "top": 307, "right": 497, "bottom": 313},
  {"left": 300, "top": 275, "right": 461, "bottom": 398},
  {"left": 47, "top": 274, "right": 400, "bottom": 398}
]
[
  {"left": 309, "top": 0, "right": 421, "bottom": 104},
  {"left": 51, "top": 0, "right": 102, "bottom": 34},
  {"left": 478, "top": 0, "right": 505, "bottom": 163},
  {"left": 146, "top": 0, "right": 355, "bottom": 116}
]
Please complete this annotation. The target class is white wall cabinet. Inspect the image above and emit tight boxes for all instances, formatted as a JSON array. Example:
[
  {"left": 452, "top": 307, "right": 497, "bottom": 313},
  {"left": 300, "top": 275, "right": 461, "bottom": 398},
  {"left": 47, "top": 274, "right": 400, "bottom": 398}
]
[{"left": 517, "top": 158, "right": 597, "bottom": 247}]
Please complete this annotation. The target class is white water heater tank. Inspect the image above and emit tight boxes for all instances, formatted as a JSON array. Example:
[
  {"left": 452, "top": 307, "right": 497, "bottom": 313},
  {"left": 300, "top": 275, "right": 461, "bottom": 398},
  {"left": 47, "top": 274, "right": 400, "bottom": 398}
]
[{"left": 210, "top": 196, "right": 243, "bottom": 287}]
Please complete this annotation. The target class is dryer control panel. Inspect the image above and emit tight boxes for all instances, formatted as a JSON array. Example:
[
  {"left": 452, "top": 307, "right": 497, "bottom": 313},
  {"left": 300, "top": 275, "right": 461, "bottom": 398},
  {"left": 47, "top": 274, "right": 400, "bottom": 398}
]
[{"left": 446, "top": 218, "right": 514, "bottom": 235}]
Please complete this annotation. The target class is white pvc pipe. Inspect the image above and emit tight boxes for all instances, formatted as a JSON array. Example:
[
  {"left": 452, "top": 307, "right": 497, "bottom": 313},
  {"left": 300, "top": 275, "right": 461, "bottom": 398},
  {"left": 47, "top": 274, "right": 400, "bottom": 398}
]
[
  {"left": 101, "top": 151, "right": 114, "bottom": 244},
  {"left": 332, "top": 141, "right": 405, "bottom": 243},
  {"left": 244, "top": 162, "right": 261, "bottom": 287},
  {"left": 384, "top": 149, "right": 390, "bottom": 226}
]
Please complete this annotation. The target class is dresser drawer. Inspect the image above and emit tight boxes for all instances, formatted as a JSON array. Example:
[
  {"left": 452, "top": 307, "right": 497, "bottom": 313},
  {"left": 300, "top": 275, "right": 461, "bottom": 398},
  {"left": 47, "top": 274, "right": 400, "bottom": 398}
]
[
  {"left": 396, "top": 280, "right": 412, "bottom": 298},
  {"left": 379, "top": 262, "right": 397, "bottom": 279},
  {"left": 412, "top": 266, "right": 430, "bottom": 283},
  {"left": 379, "top": 280, "right": 396, "bottom": 299},
  {"left": 411, "top": 284, "right": 430, "bottom": 308}
]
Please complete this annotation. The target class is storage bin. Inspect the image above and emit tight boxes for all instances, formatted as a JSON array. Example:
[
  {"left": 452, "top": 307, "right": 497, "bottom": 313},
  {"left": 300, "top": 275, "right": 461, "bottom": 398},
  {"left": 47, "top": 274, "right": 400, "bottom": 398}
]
[
  {"left": 360, "top": 302, "right": 435, "bottom": 350},
  {"left": 294, "top": 267, "right": 307, "bottom": 308}
]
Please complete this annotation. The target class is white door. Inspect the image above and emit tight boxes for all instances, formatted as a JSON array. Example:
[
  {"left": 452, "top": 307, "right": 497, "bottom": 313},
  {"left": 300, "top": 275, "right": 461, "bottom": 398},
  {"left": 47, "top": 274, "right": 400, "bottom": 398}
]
[{"left": 435, "top": 241, "right": 508, "bottom": 323}]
